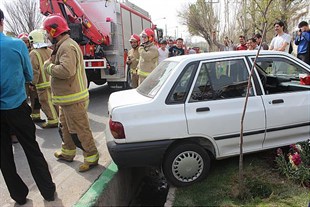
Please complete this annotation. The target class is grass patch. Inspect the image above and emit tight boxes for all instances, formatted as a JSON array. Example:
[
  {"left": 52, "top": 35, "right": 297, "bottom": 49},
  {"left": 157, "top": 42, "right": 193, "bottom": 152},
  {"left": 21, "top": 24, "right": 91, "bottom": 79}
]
[{"left": 173, "top": 151, "right": 310, "bottom": 207}]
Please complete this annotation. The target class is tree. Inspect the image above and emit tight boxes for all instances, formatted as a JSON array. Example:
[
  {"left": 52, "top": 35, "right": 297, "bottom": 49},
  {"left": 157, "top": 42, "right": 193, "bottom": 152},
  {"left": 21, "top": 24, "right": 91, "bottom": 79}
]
[
  {"left": 3, "top": 0, "right": 44, "bottom": 36},
  {"left": 178, "top": 0, "right": 218, "bottom": 51},
  {"left": 244, "top": 0, "right": 307, "bottom": 42}
]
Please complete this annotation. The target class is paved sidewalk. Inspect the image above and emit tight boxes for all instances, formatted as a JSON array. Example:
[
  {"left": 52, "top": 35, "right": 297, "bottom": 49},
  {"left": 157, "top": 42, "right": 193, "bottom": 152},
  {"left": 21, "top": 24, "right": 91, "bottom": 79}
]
[{"left": 0, "top": 131, "right": 112, "bottom": 207}]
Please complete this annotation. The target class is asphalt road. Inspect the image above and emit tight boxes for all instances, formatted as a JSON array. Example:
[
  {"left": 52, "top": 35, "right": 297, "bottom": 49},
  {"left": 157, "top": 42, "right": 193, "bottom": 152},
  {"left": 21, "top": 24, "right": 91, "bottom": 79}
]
[{"left": 0, "top": 83, "right": 113, "bottom": 207}]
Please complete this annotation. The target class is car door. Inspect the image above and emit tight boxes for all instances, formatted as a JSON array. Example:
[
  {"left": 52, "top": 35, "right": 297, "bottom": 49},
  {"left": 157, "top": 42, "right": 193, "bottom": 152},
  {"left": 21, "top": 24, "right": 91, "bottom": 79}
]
[
  {"left": 185, "top": 57, "right": 266, "bottom": 158},
  {"left": 251, "top": 56, "right": 310, "bottom": 148}
]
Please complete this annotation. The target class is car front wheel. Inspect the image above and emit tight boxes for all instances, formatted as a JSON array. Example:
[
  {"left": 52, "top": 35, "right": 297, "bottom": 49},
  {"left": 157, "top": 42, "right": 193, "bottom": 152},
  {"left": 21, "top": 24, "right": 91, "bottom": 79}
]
[{"left": 163, "top": 143, "right": 210, "bottom": 187}]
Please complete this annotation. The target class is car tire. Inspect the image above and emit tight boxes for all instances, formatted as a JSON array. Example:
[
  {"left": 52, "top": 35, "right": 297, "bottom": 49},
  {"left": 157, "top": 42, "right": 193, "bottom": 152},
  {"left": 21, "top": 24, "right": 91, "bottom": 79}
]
[{"left": 163, "top": 143, "right": 210, "bottom": 187}]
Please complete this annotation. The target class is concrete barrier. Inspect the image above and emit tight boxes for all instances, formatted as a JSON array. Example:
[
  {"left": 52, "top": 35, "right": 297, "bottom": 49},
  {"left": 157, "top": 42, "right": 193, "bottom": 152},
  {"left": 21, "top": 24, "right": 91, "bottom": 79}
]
[{"left": 74, "top": 162, "right": 146, "bottom": 206}]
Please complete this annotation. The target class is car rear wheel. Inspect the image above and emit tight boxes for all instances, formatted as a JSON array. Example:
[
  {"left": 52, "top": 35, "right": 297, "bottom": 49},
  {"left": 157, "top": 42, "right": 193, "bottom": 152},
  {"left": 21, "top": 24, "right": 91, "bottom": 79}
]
[{"left": 163, "top": 143, "right": 210, "bottom": 187}]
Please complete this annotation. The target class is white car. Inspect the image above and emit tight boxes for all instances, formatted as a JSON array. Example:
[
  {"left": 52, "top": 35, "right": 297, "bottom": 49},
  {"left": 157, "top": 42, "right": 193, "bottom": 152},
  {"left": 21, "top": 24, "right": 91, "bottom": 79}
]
[{"left": 105, "top": 50, "right": 310, "bottom": 187}]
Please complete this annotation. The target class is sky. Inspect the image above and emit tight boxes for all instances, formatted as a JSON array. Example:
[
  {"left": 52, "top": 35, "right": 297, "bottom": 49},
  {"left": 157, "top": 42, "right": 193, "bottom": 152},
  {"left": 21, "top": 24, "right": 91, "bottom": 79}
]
[
  {"left": 0, "top": 0, "right": 207, "bottom": 42},
  {"left": 128, "top": 0, "right": 197, "bottom": 41}
]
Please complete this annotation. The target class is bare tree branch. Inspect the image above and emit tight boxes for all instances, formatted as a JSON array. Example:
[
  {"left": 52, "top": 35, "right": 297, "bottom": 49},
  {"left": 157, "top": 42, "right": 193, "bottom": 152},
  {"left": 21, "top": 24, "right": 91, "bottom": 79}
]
[{"left": 3, "top": 0, "right": 44, "bottom": 36}]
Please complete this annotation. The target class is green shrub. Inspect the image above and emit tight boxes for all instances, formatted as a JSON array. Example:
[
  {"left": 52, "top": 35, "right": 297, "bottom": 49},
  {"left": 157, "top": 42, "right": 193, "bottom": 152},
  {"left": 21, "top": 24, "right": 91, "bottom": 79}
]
[{"left": 275, "top": 139, "right": 310, "bottom": 187}]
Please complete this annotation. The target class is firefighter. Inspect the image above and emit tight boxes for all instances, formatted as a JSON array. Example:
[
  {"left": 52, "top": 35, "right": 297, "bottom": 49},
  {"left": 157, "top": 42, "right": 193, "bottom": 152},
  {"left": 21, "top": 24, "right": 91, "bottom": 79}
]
[
  {"left": 43, "top": 14, "right": 99, "bottom": 172},
  {"left": 137, "top": 28, "right": 159, "bottom": 84},
  {"left": 18, "top": 32, "right": 45, "bottom": 123},
  {"left": 126, "top": 34, "right": 140, "bottom": 88},
  {"left": 29, "top": 29, "right": 59, "bottom": 128},
  {"left": 18, "top": 32, "right": 32, "bottom": 52}
]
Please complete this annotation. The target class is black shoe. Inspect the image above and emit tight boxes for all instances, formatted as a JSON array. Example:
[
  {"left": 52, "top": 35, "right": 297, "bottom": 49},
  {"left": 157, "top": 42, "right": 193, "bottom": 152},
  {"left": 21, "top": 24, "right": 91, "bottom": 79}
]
[
  {"left": 44, "top": 191, "right": 55, "bottom": 202},
  {"left": 44, "top": 196, "right": 55, "bottom": 202},
  {"left": 15, "top": 198, "right": 27, "bottom": 205}
]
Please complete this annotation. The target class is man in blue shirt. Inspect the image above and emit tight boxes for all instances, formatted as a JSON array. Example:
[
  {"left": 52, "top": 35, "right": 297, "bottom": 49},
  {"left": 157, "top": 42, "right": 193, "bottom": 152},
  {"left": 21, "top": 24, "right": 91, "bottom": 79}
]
[
  {"left": 0, "top": 9, "right": 55, "bottom": 205},
  {"left": 294, "top": 21, "right": 310, "bottom": 65}
]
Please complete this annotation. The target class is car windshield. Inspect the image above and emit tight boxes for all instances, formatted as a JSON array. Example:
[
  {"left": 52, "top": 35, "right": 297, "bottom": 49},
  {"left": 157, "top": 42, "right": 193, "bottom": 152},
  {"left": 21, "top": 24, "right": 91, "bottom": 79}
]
[{"left": 137, "top": 61, "right": 179, "bottom": 98}]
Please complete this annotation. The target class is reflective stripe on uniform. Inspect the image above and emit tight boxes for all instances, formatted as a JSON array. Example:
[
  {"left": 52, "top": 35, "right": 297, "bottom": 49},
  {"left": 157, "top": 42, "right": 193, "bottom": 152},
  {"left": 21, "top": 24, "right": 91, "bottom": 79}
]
[
  {"left": 70, "top": 44, "right": 87, "bottom": 92},
  {"left": 46, "top": 63, "right": 54, "bottom": 75},
  {"left": 85, "top": 152, "right": 99, "bottom": 163},
  {"left": 36, "top": 82, "right": 50, "bottom": 89},
  {"left": 31, "top": 113, "right": 41, "bottom": 118},
  {"left": 46, "top": 88, "right": 58, "bottom": 121},
  {"left": 138, "top": 69, "right": 150, "bottom": 77},
  {"left": 46, "top": 119, "right": 58, "bottom": 124},
  {"left": 61, "top": 147, "right": 76, "bottom": 156},
  {"left": 130, "top": 68, "right": 138, "bottom": 74},
  {"left": 52, "top": 89, "right": 89, "bottom": 105},
  {"left": 33, "top": 50, "right": 50, "bottom": 88}
]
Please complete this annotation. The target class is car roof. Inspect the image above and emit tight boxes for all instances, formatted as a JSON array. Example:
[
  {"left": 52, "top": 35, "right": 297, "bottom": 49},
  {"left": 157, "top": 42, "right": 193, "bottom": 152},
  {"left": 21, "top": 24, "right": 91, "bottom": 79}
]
[{"left": 168, "top": 50, "right": 292, "bottom": 62}]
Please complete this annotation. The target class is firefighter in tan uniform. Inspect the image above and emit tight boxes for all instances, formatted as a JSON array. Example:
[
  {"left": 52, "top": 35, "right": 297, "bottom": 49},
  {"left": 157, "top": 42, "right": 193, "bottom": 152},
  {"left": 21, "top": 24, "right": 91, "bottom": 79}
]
[
  {"left": 126, "top": 34, "right": 140, "bottom": 88},
  {"left": 43, "top": 14, "right": 99, "bottom": 172},
  {"left": 138, "top": 28, "right": 159, "bottom": 85},
  {"left": 29, "top": 29, "right": 59, "bottom": 128},
  {"left": 18, "top": 33, "right": 44, "bottom": 122},
  {"left": 137, "top": 28, "right": 159, "bottom": 84}
]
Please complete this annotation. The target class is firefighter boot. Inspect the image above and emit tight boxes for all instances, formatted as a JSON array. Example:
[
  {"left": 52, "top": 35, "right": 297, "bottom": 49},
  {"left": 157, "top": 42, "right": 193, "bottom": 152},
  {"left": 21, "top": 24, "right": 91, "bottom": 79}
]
[
  {"left": 79, "top": 161, "right": 98, "bottom": 172},
  {"left": 54, "top": 151, "right": 74, "bottom": 162},
  {"left": 42, "top": 121, "right": 58, "bottom": 128},
  {"left": 32, "top": 113, "right": 45, "bottom": 123},
  {"left": 79, "top": 152, "right": 99, "bottom": 172}
]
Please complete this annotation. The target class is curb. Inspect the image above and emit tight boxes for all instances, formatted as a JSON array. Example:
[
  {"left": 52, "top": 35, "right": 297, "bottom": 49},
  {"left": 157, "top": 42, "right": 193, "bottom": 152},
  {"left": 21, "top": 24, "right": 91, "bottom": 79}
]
[
  {"left": 164, "top": 186, "right": 177, "bottom": 207},
  {"left": 73, "top": 161, "right": 118, "bottom": 207}
]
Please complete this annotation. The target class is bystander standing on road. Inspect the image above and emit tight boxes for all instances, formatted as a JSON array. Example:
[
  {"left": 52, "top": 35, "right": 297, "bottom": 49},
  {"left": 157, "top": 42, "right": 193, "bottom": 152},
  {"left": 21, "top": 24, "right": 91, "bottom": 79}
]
[
  {"left": 269, "top": 20, "right": 291, "bottom": 53},
  {"left": 137, "top": 28, "right": 159, "bottom": 84},
  {"left": 158, "top": 39, "right": 169, "bottom": 63},
  {"left": 0, "top": 9, "right": 56, "bottom": 205},
  {"left": 169, "top": 37, "right": 185, "bottom": 57},
  {"left": 126, "top": 34, "right": 140, "bottom": 88},
  {"left": 294, "top": 21, "right": 310, "bottom": 65},
  {"left": 43, "top": 14, "right": 99, "bottom": 172}
]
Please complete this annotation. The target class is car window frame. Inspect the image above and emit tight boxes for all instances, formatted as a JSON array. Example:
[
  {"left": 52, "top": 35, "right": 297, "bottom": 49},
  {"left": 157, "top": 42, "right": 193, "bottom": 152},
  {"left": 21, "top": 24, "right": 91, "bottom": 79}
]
[
  {"left": 166, "top": 61, "right": 199, "bottom": 105},
  {"left": 248, "top": 54, "right": 310, "bottom": 95},
  {"left": 186, "top": 57, "right": 257, "bottom": 103}
]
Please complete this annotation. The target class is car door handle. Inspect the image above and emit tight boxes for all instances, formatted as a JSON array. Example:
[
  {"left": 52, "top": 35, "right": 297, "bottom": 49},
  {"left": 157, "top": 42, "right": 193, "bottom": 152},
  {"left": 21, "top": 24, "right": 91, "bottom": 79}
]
[
  {"left": 196, "top": 107, "right": 210, "bottom": 112},
  {"left": 271, "top": 99, "right": 284, "bottom": 104}
]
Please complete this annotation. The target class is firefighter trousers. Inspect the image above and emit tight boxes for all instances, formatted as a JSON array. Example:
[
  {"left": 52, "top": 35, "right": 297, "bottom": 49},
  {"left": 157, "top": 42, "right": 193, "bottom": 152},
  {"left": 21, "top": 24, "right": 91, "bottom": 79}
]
[
  {"left": 37, "top": 88, "right": 59, "bottom": 123},
  {"left": 0, "top": 101, "right": 55, "bottom": 202},
  {"left": 131, "top": 72, "right": 139, "bottom": 88},
  {"left": 58, "top": 101, "right": 98, "bottom": 163}
]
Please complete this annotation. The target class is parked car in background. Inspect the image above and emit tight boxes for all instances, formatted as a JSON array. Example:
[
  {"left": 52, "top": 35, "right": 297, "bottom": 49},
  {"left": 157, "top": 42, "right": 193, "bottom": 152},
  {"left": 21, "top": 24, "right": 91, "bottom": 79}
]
[{"left": 105, "top": 50, "right": 310, "bottom": 187}]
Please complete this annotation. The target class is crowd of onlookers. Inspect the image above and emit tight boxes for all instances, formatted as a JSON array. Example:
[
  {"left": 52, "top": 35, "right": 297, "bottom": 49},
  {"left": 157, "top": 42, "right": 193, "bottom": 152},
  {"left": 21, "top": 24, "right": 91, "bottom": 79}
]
[
  {"left": 126, "top": 20, "right": 309, "bottom": 89},
  {"left": 212, "top": 20, "right": 309, "bottom": 65}
]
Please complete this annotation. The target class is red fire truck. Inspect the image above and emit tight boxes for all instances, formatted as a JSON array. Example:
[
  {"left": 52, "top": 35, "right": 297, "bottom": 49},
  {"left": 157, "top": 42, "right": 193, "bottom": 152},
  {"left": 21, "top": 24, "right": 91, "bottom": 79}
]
[{"left": 40, "top": 0, "right": 163, "bottom": 89}]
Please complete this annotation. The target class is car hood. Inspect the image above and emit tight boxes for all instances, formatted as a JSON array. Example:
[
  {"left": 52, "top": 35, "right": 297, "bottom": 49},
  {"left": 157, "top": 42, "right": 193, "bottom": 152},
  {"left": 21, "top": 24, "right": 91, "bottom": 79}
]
[{"left": 108, "top": 89, "right": 152, "bottom": 111}]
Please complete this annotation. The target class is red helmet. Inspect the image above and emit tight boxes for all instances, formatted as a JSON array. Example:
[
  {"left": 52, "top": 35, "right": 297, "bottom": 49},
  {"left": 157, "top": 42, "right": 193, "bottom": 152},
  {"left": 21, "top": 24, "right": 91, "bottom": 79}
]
[
  {"left": 43, "top": 14, "right": 70, "bottom": 38},
  {"left": 129, "top": 34, "right": 140, "bottom": 44},
  {"left": 141, "top": 28, "right": 154, "bottom": 42},
  {"left": 18, "top": 32, "right": 29, "bottom": 40}
]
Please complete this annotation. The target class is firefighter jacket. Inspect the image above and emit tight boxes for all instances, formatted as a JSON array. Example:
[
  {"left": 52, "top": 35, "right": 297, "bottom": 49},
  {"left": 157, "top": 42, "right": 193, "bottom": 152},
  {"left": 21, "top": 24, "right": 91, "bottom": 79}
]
[
  {"left": 30, "top": 48, "right": 52, "bottom": 90},
  {"left": 127, "top": 47, "right": 139, "bottom": 72},
  {"left": 137, "top": 42, "right": 159, "bottom": 77},
  {"left": 44, "top": 34, "right": 89, "bottom": 106}
]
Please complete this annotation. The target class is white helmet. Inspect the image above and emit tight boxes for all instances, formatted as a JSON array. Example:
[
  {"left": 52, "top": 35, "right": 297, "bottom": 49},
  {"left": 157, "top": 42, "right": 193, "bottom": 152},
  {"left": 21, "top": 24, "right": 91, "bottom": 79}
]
[{"left": 29, "top": 29, "right": 50, "bottom": 49}]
